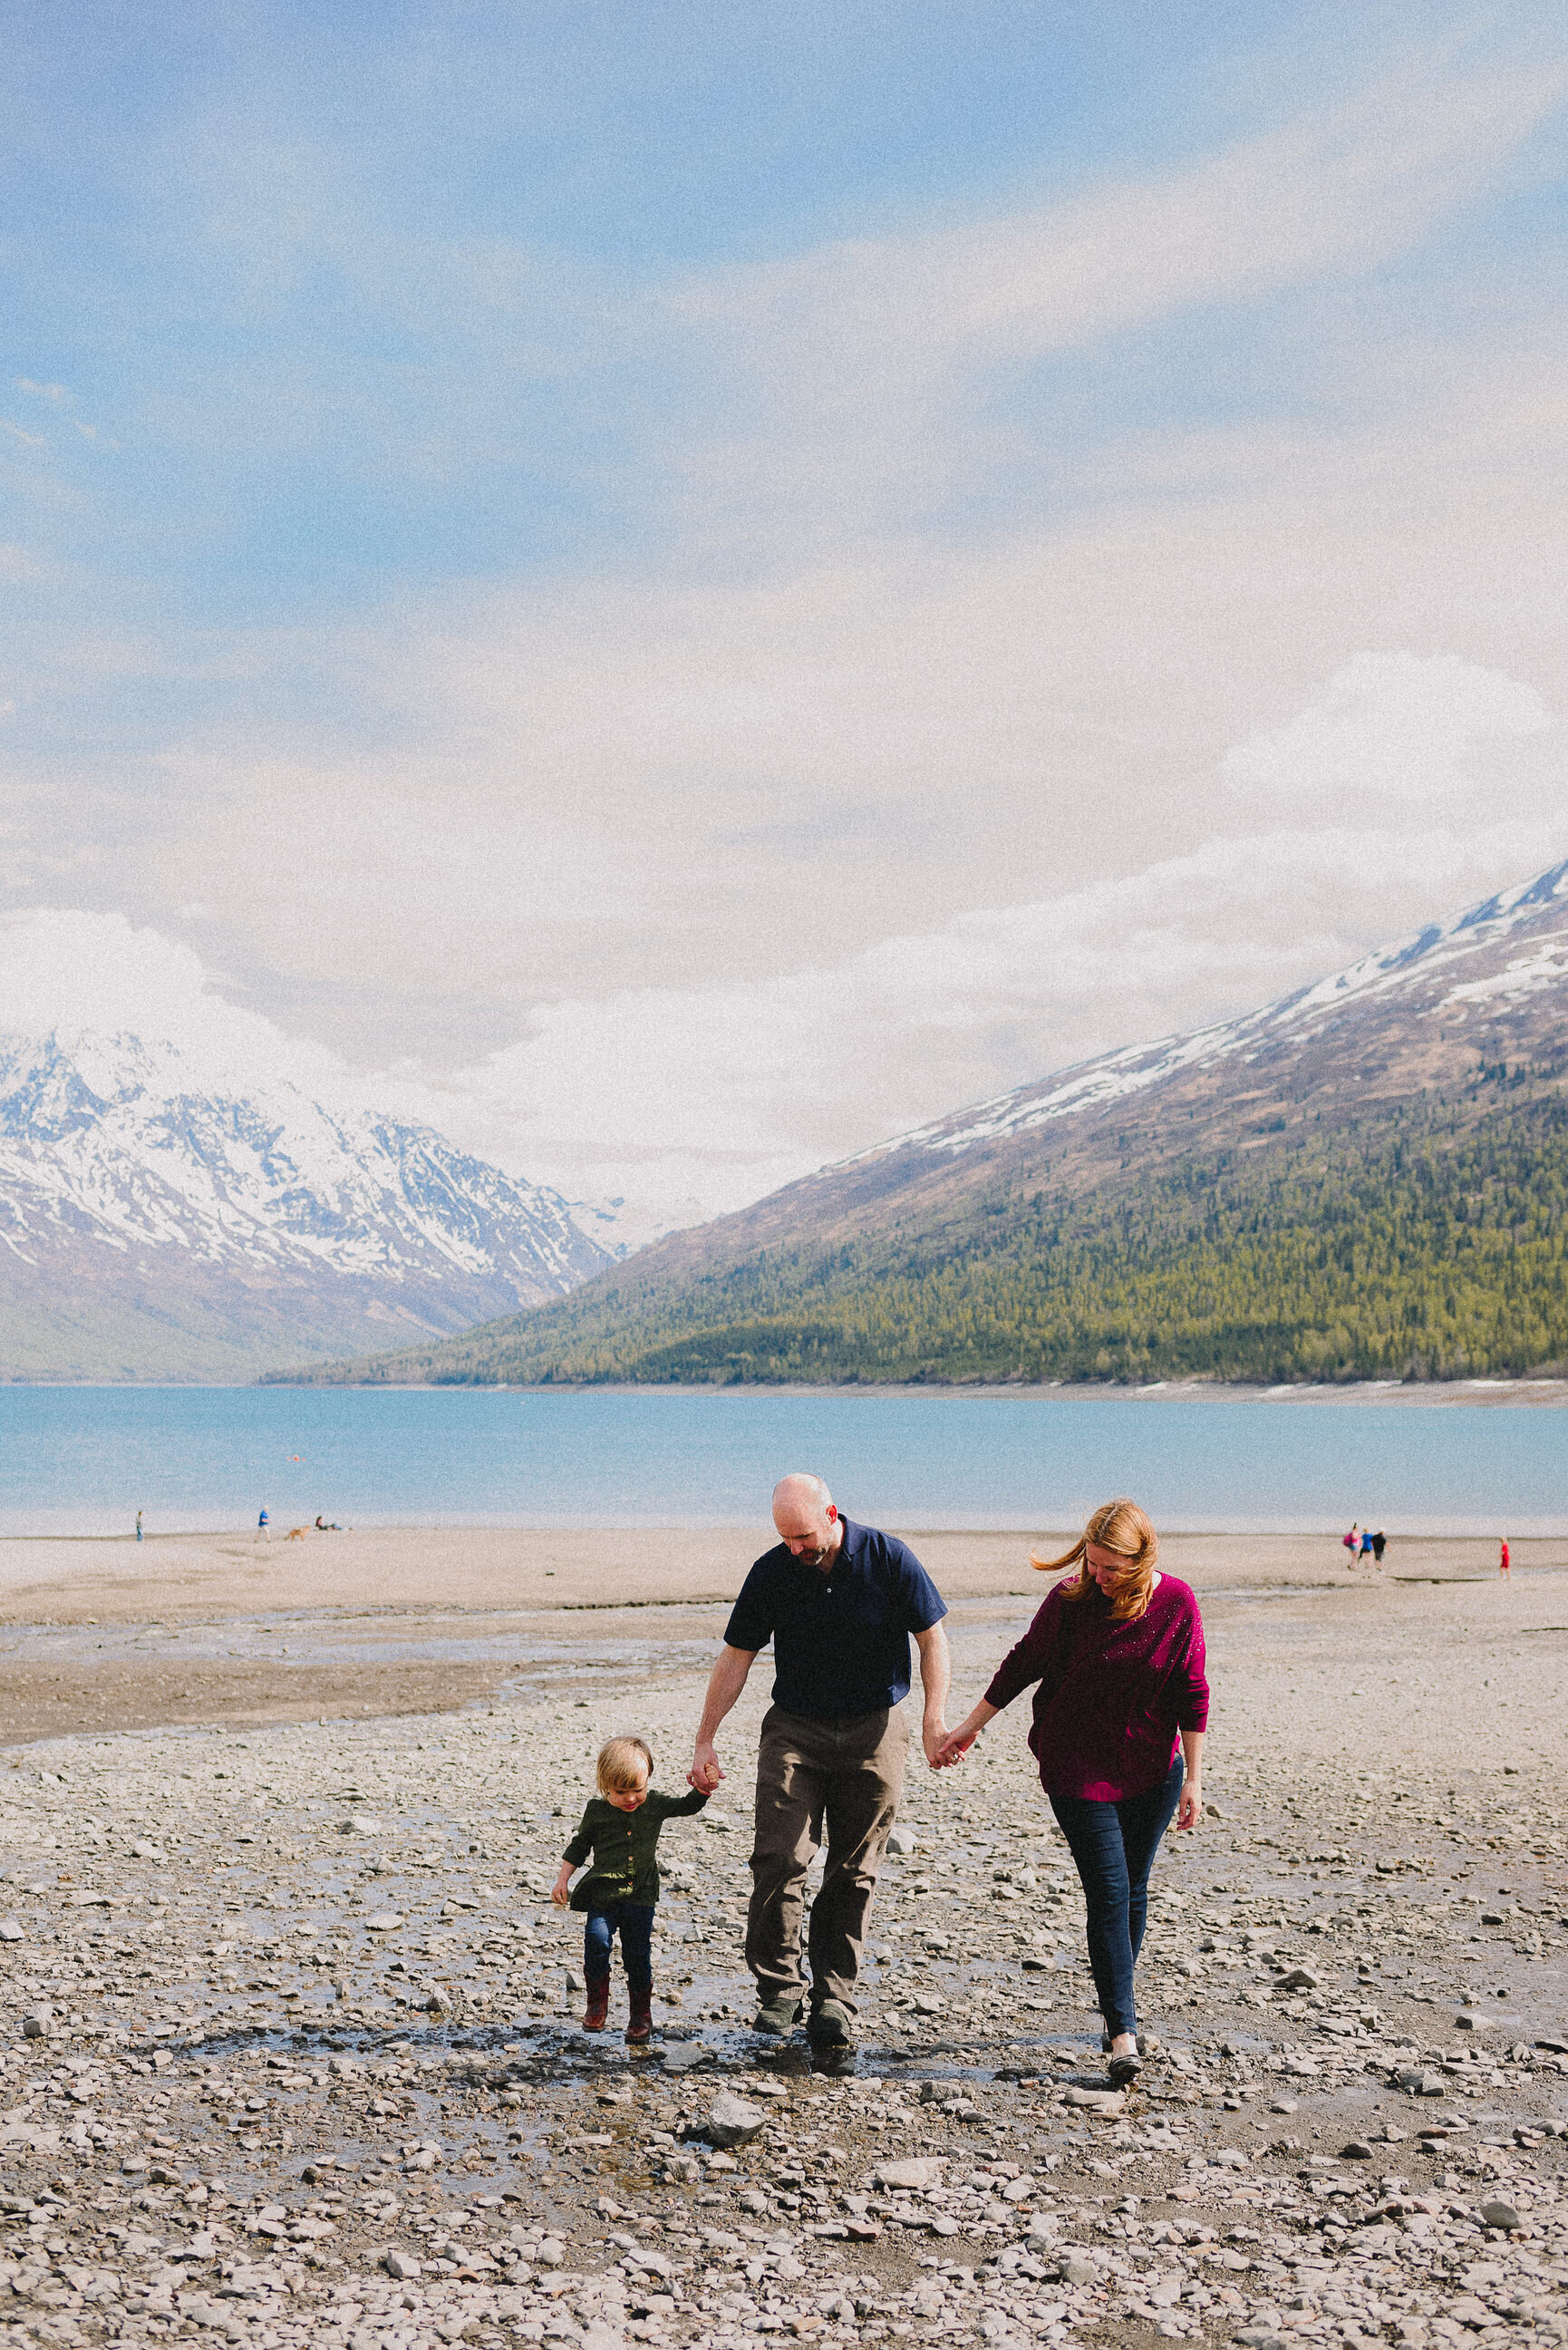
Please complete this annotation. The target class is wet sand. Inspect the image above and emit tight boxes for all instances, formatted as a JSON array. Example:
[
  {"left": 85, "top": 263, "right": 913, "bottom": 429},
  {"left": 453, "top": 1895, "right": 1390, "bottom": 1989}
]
[{"left": 0, "top": 1525, "right": 1559, "bottom": 1748}]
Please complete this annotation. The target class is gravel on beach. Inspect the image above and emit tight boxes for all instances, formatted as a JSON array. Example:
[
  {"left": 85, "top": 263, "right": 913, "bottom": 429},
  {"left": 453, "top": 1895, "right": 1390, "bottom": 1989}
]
[{"left": 0, "top": 1546, "right": 1563, "bottom": 2350}]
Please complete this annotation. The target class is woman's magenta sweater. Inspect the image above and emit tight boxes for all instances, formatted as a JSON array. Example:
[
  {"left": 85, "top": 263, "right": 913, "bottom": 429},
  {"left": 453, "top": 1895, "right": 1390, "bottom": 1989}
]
[{"left": 983, "top": 1572, "right": 1209, "bottom": 1801}]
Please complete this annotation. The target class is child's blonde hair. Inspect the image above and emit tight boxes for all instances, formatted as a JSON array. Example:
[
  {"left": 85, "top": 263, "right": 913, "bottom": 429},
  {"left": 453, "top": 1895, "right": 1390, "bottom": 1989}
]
[{"left": 596, "top": 1735, "right": 653, "bottom": 1794}]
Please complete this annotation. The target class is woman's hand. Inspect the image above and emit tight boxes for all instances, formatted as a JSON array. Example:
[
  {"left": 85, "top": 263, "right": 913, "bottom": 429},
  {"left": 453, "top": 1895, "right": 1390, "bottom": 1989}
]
[
  {"left": 931, "top": 1721, "right": 979, "bottom": 1769},
  {"left": 550, "top": 1868, "right": 574, "bottom": 1907},
  {"left": 1176, "top": 1729, "right": 1206, "bottom": 1830},
  {"left": 931, "top": 1697, "right": 1001, "bottom": 1769}
]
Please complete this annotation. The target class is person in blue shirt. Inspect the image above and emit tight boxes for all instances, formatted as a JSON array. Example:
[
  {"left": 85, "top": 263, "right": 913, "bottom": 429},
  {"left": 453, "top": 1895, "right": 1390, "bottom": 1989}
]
[{"left": 688, "top": 1471, "right": 951, "bottom": 2052}]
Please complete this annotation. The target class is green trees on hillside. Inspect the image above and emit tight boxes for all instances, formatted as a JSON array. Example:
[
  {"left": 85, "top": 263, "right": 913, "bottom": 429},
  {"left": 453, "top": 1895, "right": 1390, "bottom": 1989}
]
[{"left": 292, "top": 1090, "right": 1568, "bottom": 1387}]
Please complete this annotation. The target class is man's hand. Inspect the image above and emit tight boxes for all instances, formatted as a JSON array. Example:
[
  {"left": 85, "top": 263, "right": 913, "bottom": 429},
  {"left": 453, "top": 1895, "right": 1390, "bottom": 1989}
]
[
  {"left": 550, "top": 1867, "right": 574, "bottom": 1908},
  {"left": 689, "top": 1646, "right": 754, "bottom": 1794},
  {"left": 921, "top": 1716, "right": 949, "bottom": 1767}
]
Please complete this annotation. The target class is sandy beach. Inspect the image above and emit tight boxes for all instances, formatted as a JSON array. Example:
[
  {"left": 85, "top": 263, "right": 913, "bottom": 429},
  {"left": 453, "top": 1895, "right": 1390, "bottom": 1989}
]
[
  {"left": 0, "top": 1526, "right": 1561, "bottom": 1747},
  {"left": 0, "top": 1524, "right": 1563, "bottom": 2350}
]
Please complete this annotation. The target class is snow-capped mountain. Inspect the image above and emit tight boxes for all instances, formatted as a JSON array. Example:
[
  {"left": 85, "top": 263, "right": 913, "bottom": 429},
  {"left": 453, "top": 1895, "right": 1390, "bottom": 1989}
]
[
  {"left": 587, "top": 847, "right": 1568, "bottom": 1269},
  {"left": 828, "top": 851, "right": 1568, "bottom": 1181},
  {"left": 275, "top": 849, "right": 1568, "bottom": 1388},
  {"left": 0, "top": 1029, "right": 621, "bottom": 1380}
]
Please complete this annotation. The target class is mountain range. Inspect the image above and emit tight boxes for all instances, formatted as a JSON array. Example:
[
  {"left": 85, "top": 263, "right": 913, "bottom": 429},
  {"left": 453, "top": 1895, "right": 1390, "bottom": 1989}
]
[
  {"left": 280, "top": 852, "right": 1568, "bottom": 1388},
  {"left": 0, "top": 1032, "right": 619, "bottom": 1381}
]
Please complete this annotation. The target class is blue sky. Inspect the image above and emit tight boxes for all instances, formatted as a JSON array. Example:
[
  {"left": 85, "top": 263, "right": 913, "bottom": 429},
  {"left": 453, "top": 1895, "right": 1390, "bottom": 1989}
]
[{"left": 5, "top": 5, "right": 1568, "bottom": 1230}]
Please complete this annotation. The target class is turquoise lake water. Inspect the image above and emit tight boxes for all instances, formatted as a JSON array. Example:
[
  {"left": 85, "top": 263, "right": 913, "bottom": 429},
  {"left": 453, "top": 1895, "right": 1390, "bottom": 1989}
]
[{"left": 0, "top": 1384, "right": 1562, "bottom": 1538}]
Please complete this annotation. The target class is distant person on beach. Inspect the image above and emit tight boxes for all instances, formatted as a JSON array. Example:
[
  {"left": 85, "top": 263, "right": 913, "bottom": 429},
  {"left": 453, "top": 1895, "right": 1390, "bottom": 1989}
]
[
  {"left": 934, "top": 1499, "right": 1208, "bottom": 2090},
  {"left": 687, "top": 1472, "right": 952, "bottom": 2055},
  {"left": 135, "top": 1510, "right": 142, "bottom": 1544},
  {"left": 1371, "top": 1529, "right": 1387, "bottom": 1565},
  {"left": 256, "top": 1508, "right": 269, "bottom": 1543},
  {"left": 1342, "top": 1523, "right": 1360, "bottom": 1560},
  {"left": 1499, "top": 1538, "right": 1511, "bottom": 1579},
  {"left": 1359, "top": 1528, "right": 1374, "bottom": 1560},
  {"left": 553, "top": 1736, "right": 708, "bottom": 2042}
]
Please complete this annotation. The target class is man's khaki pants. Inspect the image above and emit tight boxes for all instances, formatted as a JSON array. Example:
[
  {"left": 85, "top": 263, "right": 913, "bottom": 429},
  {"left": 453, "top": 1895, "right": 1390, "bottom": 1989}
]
[{"left": 746, "top": 1703, "right": 907, "bottom": 2015}]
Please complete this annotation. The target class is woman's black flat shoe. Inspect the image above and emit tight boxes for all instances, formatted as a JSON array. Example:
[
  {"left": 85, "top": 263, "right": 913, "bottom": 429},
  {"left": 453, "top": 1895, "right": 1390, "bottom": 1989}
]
[{"left": 1108, "top": 2051, "right": 1142, "bottom": 2088}]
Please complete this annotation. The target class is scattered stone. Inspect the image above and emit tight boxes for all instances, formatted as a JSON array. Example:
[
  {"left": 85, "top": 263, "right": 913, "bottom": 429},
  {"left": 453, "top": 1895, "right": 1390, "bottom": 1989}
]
[
  {"left": 875, "top": 2157, "right": 944, "bottom": 2190},
  {"left": 704, "top": 2090, "right": 765, "bottom": 2146},
  {"left": 1274, "top": 1967, "right": 1322, "bottom": 1993},
  {"left": 0, "top": 1556, "right": 1563, "bottom": 2350},
  {"left": 886, "top": 1826, "right": 918, "bottom": 1855}
]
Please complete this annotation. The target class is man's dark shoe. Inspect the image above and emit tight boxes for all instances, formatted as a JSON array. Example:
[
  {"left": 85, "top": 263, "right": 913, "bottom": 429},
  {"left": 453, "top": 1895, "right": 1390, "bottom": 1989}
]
[
  {"left": 808, "top": 1998, "right": 854, "bottom": 2049},
  {"left": 752, "top": 1993, "right": 804, "bottom": 2035}
]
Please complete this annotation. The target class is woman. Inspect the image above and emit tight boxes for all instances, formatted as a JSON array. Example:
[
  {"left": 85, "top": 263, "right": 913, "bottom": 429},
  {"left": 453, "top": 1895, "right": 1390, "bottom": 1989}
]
[{"left": 935, "top": 1499, "right": 1207, "bottom": 2087}]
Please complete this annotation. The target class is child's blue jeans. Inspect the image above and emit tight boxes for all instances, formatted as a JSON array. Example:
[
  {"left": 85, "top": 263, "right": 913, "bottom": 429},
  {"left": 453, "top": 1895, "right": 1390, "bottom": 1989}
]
[
  {"left": 1049, "top": 1754, "right": 1184, "bottom": 2037},
  {"left": 584, "top": 1902, "right": 654, "bottom": 1996}
]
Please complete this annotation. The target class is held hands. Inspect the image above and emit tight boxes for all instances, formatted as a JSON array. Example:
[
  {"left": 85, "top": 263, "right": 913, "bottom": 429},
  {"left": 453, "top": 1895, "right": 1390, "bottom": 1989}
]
[
  {"left": 687, "top": 1741, "right": 725, "bottom": 1794},
  {"left": 930, "top": 1722, "right": 980, "bottom": 1770},
  {"left": 549, "top": 1866, "right": 574, "bottom": 1908},
  {"left": 1175, "top": 1777, "right": 1202, "bottom": 1832}
]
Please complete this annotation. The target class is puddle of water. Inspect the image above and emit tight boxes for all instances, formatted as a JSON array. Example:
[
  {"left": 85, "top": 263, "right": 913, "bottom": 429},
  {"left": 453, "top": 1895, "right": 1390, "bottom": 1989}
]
[{"left": 1, "top": 1610, "right": 722, "bottom": 1679}]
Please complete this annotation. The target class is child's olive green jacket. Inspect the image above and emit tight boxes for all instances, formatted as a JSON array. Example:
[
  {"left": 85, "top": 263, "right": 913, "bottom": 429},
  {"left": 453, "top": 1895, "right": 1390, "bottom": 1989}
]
[{"left": 562, "top": 1786, "right": 709, "bottom": 1911}]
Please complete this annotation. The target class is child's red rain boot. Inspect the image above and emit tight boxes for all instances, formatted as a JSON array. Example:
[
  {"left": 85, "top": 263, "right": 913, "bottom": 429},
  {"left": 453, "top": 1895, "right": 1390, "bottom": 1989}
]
[
  {"left": 583, "top": 1976, "right": 611, "bottom": 2033},
  {"left": 625, "top": 1992, "right": 652, "bottom": 2044}
]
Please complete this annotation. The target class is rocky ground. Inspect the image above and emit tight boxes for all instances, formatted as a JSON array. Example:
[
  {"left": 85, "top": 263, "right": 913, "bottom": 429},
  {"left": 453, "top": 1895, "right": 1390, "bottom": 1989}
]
[{"left": 0, "top": 1548, "right": 1563, "bottom": 2350}]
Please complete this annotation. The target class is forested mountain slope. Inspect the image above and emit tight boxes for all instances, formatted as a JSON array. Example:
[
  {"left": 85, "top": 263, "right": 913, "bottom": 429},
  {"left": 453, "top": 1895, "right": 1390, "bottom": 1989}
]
[{"left": 275, "top": 857, "right": 1568, "bottom": 1387}]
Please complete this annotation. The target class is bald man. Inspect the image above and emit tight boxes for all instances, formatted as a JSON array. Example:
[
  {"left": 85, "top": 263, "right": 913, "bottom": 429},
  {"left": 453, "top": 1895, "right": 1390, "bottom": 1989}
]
[{"left": 688, "top": 1473, "right": 951, "bottom": 2052}]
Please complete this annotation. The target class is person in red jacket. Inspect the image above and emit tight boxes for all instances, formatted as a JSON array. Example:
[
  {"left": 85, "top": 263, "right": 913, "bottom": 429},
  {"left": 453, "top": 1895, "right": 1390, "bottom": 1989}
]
[
  {"left": 935, "top": 1499, "right": 1207, "bottom": 2088},
  {"left": 1499, "top": 1538, "right": 1511, "bottom": 1579}
]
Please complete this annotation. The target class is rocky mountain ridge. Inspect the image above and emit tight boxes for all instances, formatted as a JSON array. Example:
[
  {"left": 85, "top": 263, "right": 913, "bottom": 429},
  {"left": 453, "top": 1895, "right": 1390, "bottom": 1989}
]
[{"left": 0, "top": 1029, "right": 619, "bottom": 1380}]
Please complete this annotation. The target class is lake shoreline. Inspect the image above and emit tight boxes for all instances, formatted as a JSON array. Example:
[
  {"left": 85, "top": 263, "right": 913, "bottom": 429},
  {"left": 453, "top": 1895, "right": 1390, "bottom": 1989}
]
[
  {"left": 8, "top": 1372, "right": 1568, "bottom": 1404},
  {"left": 263, "top": 1374, "right": 1568, "bottom": 1404}
]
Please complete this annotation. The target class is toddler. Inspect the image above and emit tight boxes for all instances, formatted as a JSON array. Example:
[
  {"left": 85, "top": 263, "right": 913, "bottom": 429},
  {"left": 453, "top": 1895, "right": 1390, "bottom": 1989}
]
[{"left": 552, "top": 1735, "right": 708, "bottom": 2040}]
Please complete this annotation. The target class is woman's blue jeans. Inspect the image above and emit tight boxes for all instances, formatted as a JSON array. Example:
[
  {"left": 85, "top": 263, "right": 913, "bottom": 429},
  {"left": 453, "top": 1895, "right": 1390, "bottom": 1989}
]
[
  {"left": 584, "top": 1902, "right": 654, "bottom": 1996},
  {"left": 1049, "top": 1755, "right": 1184, "bottom": 2038}
]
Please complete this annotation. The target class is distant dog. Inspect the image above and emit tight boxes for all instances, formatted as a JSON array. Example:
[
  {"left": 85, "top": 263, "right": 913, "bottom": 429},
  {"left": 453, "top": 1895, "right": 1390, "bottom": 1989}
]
[{"left": 286, "top": 1526, "right": 310, "bottom": 1540}]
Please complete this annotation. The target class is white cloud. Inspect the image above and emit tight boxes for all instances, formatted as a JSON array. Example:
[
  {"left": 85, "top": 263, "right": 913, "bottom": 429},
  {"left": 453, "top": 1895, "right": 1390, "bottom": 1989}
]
[
  {"left": 651, "top": 46, "right": 1568, "bottom": 539},
  {"left": 0, "top": 909, "right": 352, "bottom": 1099},
  {"left": 1224, "top": 652, "right": 1552, "bottom": 804}
]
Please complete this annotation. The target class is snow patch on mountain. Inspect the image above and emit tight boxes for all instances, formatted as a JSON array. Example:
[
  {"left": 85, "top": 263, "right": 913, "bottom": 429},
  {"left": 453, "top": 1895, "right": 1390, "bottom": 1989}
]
[
  {"left": 0, "top": 1026, "right": 617, "bottom": 1304},
  {"left": 845, "top": 853, "right": 1568, "bottom": 1163}
]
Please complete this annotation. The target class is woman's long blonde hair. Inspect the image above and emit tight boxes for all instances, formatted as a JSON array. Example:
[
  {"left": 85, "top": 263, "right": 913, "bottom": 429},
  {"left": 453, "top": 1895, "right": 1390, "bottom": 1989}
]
[{"left": 1031, "top": 1498, "right": 1158, "bottom": 1625}]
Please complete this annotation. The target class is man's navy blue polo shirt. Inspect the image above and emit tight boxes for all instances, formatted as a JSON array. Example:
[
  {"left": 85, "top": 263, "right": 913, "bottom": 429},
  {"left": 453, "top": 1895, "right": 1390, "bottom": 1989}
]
[{"left": 723, "top": 1516, "right": 947, "bottom": 1723}]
